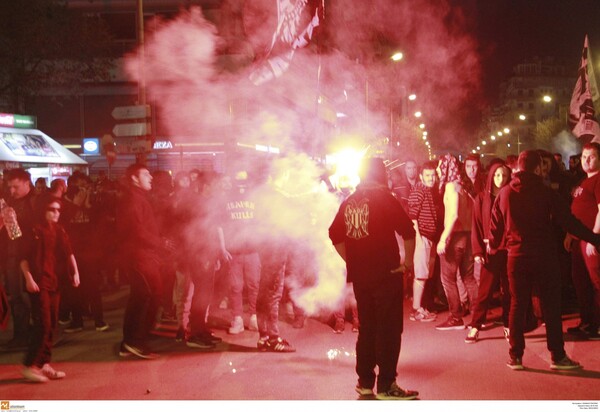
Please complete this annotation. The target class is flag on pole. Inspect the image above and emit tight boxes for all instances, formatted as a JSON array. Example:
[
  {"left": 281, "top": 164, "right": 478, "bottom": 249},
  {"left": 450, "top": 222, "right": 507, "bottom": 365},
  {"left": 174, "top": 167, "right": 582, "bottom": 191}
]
[
  {"left": 569, "top": 35, "right": 600, "bottom": 142},
  {"left": 249, "top": 0, "right": 321, "bottom": 86}
]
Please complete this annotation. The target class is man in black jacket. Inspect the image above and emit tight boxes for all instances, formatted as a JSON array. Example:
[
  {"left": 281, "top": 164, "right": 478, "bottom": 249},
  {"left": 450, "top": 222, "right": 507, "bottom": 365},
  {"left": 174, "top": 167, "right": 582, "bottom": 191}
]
[
  {"left": 490, "top": 150, "right": 600, "bottom": 370},
  {"left": 117, "top": 164, "right": 172, "bottom": 359},
  {"left": 329, "top": 157, "right": 418, "bottom": 400}
]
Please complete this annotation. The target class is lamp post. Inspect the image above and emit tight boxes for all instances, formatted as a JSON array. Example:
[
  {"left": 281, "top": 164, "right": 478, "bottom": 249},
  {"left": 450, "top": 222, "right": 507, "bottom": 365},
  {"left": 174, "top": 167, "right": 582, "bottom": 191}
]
[{"left": 517, "top": 114, "right": 526, "bottom": 154}]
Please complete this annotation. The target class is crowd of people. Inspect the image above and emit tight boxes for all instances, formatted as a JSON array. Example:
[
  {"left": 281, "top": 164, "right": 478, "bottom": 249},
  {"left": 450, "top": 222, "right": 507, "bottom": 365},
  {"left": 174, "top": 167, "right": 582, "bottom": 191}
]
[
  {"left": 328, "top": 147, "right": 599, "bottom": 400},
  {"left": 1, "top": 146, "right": 599, "bottom": 397}
]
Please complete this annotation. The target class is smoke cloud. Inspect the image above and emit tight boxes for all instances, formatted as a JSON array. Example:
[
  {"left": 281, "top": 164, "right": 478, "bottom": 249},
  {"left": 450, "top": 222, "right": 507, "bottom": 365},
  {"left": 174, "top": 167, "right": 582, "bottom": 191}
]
[{"left": 123, "top": 0, "right": 484, "bottom": 314}]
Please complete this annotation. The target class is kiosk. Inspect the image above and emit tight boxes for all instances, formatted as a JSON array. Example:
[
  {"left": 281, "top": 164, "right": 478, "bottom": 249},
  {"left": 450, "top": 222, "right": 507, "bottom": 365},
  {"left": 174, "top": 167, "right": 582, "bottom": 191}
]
[{"left": 0, "top": 113, "right": 87, "bottom": 185}]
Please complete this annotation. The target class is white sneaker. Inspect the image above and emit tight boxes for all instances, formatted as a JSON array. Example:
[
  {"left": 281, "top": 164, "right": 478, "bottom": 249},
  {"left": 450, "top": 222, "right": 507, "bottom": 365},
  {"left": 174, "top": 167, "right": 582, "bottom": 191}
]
[
  {"left": 23, "top": 366, "right": 49, "bottom": 383},
  {"left": 248, "top": 314, "right": 258, "bottom": 331},
  {"left": 41, "top": 363, "right": 66, "bottom": 379},
  {"left": 228, "top": 316, "right": 244, "bottom": 334}
]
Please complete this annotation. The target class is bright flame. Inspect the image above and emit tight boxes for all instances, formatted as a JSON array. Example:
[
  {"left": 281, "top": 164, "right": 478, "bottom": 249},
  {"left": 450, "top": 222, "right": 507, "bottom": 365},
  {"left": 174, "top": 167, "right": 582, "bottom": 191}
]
[{"left": 328, "top": 148, "right": 366, "bottom": 191}]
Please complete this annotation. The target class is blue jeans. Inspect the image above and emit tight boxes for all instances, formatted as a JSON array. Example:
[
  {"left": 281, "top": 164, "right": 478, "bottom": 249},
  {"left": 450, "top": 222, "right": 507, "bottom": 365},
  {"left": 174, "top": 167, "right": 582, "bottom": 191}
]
[{"left": 439, "top": 232, "right": 477, "bottom": 320}]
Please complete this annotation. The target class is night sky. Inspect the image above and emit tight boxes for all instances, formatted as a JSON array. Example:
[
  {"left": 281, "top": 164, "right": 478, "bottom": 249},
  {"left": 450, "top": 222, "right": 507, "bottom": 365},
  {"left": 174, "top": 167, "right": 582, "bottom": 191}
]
[{"left": 465, "top": 0, "right": 600, "bottom": 103}]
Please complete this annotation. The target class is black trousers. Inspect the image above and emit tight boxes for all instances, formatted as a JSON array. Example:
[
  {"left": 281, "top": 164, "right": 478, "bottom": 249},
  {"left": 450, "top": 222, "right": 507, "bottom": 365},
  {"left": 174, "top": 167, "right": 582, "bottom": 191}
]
[
  {"left": 470, "top": 251, "right": 510, "bottom": 328},
  {"left": 189, "top": 260, "right": 216, "bottom": 337},
  {"left": 25, "top": 289, "right": 59, "bottom": 368},
  {"left": 122, "top": 260, "right": 162, "bottom": 347},
  {"left": 507, "top": 255, "right": 565, "bottom": 361},
  {"left": 353, "top": 272, "right": 404, "bottom": 393}
]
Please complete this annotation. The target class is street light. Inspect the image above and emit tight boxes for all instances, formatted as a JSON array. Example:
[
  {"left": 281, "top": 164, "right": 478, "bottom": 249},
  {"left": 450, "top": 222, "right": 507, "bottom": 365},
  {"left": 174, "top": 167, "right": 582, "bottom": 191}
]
[
  {"left": 414, "top": 111, "right": 422, "bottom": 118},
  {"left": 543, "top": 95, "right": 552, "bottom": 103},
  {"left": 408, "top": 94, "right": 417, "bottom": 101},
  {"left": 391, "top": 52, "right": 404, "bottom": 61}
]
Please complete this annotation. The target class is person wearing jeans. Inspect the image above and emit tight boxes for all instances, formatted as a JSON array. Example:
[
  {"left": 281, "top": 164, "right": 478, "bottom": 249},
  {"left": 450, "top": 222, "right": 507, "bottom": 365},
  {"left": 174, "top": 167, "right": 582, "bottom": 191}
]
[{"left": 435, "top": 154, "right": 477, "bottom": 331}]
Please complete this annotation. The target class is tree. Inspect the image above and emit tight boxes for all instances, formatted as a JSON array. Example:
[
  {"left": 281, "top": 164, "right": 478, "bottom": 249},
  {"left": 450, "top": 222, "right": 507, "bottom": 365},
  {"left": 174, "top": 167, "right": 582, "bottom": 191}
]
[
  {"left": 533, "top": 117, "right": 566, "bottom": 150},
  {"left": 0, "top": 0, "right": 114, "bottom": 113}
]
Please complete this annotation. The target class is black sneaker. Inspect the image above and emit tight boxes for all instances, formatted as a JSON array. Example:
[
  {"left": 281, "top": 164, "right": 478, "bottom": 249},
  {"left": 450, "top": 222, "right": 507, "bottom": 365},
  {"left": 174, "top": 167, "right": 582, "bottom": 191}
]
[
  {"left": 186, "top": 335, "right": 216, "bottom": 349},
  {"left": 436, "top": 317, "right": 465, "bottom": 331},
  {"left": 261, "top": 337, "right": 295, "bottom": 352},
  {"left": 506, "top": 357, "right": 524, "bottom": 370},
  {"left": 550, "top": 356, "right": 582, "bottom": 370},
  {"left": 64, "top": 323, "right": 84, "bottom": 333},
  {"left": 122, "top": 342, "right": 159, "bottom": 360},
  {"left": 95, "top": 322, "right": 109, "bottom": 332},
  {"left": 587, "top": 328, "right": 600, "bottom": 341},
  {"left": 175, "top": 327, "right": 188, "bottom": 342},
  {"left": 200, "top": 331, "right": 222, "bottom": 344},
  {"left": 566, "top": 322, "right": 590, "bottom": 335},
  {"left": 376, "top": 382, "right": 418, "bottom": 400},
  {"left": 118, "top": 342, "right": 132, "bottom": 357}
]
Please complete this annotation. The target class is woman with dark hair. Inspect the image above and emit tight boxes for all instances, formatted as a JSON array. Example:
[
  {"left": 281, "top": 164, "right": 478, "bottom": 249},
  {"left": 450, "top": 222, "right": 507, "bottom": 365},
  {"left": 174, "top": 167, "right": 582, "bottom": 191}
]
[
  {"left": 20, "top": 197, "right": 80, "bottom": 382},
  {"left": 465, "top": 163, "right": 512, "bottom": 343}
]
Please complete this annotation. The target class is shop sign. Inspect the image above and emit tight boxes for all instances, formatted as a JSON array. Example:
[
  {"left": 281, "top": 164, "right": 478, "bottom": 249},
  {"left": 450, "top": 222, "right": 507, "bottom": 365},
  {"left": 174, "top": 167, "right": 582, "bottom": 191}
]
[
  {"left": 83, "top": 138, "right": 100, "bottom": 155},
  {"left": 153, "top": 140, "right": 173, "bottom": 150},
  {"left": 0, "top": 113, "right": 37, "bottom": 129}
]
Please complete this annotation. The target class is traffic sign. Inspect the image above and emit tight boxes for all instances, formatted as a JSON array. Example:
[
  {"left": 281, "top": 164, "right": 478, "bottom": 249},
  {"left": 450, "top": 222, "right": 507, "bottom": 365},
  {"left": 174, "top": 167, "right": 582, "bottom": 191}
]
[
  {"left": 112, "top": 122, "right": 151, "bottom": 137},
  {"left": 115, "top": 138, "right": 153, "bottom": 154},
  {"left": 111, "top": 104, "right": 151, "bottom": 120}
]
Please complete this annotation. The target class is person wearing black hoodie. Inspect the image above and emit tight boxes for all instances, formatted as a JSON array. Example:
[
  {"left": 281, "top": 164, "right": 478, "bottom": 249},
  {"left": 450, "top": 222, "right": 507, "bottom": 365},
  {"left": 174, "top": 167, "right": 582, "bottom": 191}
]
[
  {"left": 465, "top": 162, "right": 512, "bottom": 343},
  {"left": 489, "top": 150, "right": 600, "bottom": 371}
]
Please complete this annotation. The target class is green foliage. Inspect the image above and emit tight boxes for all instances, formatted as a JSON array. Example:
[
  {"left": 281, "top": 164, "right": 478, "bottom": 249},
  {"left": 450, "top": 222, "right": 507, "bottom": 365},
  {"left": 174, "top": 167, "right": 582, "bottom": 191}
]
[{"left": 0, "top": 0, "right": 114, "bottom": 112}]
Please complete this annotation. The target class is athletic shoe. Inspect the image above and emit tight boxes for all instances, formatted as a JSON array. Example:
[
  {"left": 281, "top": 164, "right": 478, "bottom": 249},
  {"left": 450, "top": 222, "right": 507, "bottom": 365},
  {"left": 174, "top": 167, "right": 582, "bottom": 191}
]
[
  {"left": 260, "top": 336, "right": 296, "bottom": 352},
  {"left": 551, "top": 356, "right": 582, "bottom": 370},
  {"left": 566, "top": 322, "right": 590, "bottom": 335},
  {"left": 503, "top": 327, "right": 510, "bottom": 341},
  {"left": 410, "top": 307, "right": 437, "bottom": 322},
  {"left": 435, "top": 317, "right": 465, "bottom": 331},
  {"left": 506, "top": 357, "right": 524, "bottom": 370},
  {"left": 587, "top": 328, "right": 600, "bottom": 341},
  {"left": 355, "top": 385, "right": 374, "bottom": 397},
  {"left": 41, "top": 364, "right": 66, "bottom": 380},
  {"left": 333, "top": 318, "right": 345, "bottom": 334},
  {"left": 201, "top": 331, "right": 222, "bottom": 344},
  {"left": 22, "top": 367, "right": 49, "bottom": 383},
  {"left": 119, "top": 342, "right": 132, "bottom": 357},
  {"left": 248, "top": 314, "right": 258, "bottom": 331},
  {"left": 95, "top": 322, "right": 110, "bottom": 332},
  {"left": 175, "top": 327, "right": 187, "bottom": 342},
  {"left": 228, "top": 316, "right": 244, "bottom": 334},
  {"left": 122, "top": 342, "right": 160, "bottom": 359},
  {"left": 376, "top": 382, "right": 418, "bottom": 400},
  {"left": 464, "top": 327, "right": 479, "bottom": 344},
  {"left": 257, "top": 336, "right": 269, "bottom": 350},
  {"left": 186, "top": 336, "right": 216, "bottom": 349},
  {"left": 64, "top": 323, "right": 83, "bottom": 333}
]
